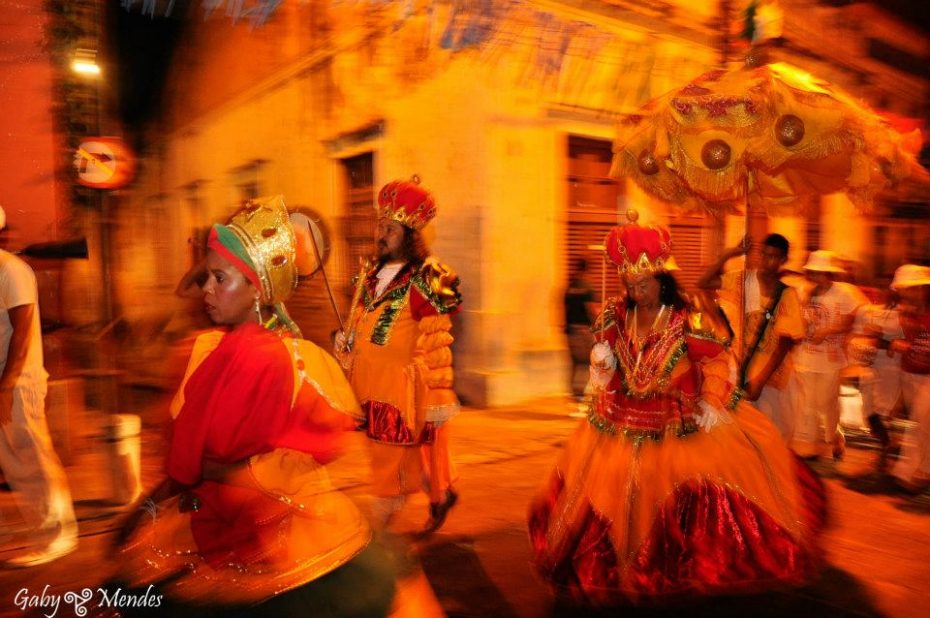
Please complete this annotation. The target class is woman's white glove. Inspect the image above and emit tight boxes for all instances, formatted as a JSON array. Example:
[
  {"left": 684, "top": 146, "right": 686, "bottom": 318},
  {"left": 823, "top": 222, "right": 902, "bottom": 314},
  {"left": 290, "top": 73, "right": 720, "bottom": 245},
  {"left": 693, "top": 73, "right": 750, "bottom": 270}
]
[
  {"left": 695, "top": 400, "right": 733, "bottom": 433},
  {"left": 334, "top": 330, "right": 348, "bottom": 352},
  {"left": 588, "top": 342, "right": 617, "bottom": 391},
  {"left": 333, "top": 330, "right": 354, "bottom": 370}
]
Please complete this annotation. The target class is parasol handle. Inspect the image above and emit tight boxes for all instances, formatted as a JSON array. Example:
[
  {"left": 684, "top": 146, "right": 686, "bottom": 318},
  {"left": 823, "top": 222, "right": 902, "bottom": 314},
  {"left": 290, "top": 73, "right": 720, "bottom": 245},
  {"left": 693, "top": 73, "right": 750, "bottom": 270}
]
[{"left": 739, "top": 177, "right": 750, "bottom": 379}]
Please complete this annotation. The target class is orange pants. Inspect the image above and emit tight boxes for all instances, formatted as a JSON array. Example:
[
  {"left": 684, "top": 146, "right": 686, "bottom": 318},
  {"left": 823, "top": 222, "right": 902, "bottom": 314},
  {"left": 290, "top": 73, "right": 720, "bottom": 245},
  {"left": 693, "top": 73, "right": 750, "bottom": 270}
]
[{"left": 369, "top": 424, "right": 456, "bottom": 503}]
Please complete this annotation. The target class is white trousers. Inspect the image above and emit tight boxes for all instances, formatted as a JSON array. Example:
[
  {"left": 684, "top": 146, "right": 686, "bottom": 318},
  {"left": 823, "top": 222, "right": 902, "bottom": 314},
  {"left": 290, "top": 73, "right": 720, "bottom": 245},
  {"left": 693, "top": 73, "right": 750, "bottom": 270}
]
[
  {"left": 0, "top": 381, "right": 77, "bottom": 545},
  {"left": 754, "top": 383, "right": 795, "bottom": 443},
  {"left": 793, "top": 370, "right": 842, "bottom": 456},
  {"left": 859, "top": 353, "right": 902, "bottom": 419},
  {"left": 893, "top": 372, "right": 930, "bottom": 484}
]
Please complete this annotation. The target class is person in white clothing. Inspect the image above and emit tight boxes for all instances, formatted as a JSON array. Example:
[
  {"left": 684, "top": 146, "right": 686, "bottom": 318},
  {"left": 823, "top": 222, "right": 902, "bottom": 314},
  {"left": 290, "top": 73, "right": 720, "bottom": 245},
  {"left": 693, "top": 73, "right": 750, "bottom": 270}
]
[
  {"left": 793, "top": 250, "right": 868, "bottom": 461},
  {"left": 0, "top": 207, "right": 77, "bottom": 567},
  {"left": 697, "top": 233, "right": 806, "bottom": 442},
  {"left": 849, "top": 296, "right": 903, "bottom": 472},
  {"left": 887, "top": 265, "right": 930, "bottom": 493}
]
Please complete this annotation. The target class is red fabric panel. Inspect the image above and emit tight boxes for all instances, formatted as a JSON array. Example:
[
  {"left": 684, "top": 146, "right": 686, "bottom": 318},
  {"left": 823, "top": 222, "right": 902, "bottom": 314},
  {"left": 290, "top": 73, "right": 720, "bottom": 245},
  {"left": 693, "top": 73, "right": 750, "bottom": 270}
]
[
  {"left": 794, "top": 455, "right": 828, "bottom": 534},
  {"left": 363, "top": 400, "right": 436, "bottom": 445},
  {"left": 685, "top": 334, "right": 726, "bottom": 361},
  {"left": 410, "top": 286, "right": 439, "bottom": 320},
  {"left": 630, "top": 480, "right": 819, "bottom": 598},
  {"left": 167, "top": 323, "right": 294, "bottom": 485},
  {"left": 529, "top": 471, "right": 824, "bottom": 604}
]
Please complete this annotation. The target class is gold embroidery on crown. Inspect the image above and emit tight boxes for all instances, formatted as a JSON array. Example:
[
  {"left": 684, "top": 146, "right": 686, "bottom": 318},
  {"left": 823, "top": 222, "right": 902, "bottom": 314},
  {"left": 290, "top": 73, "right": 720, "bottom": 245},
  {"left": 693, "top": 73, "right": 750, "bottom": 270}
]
[
  {"left": 226, "top": 195, "right": 298, "bottom": 306},
  {"left": 618, "top": 252, "right": 670, "bottom": 276},
  {"left": 376, "top": 199, "right": 433, "bottom": 230}
]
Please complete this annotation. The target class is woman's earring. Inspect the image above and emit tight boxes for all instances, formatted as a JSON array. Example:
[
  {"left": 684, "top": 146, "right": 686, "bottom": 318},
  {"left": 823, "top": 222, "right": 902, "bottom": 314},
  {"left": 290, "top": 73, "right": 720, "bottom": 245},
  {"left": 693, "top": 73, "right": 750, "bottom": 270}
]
[{"left": 254, "top": 298, "right": 262, "bottom": 324}]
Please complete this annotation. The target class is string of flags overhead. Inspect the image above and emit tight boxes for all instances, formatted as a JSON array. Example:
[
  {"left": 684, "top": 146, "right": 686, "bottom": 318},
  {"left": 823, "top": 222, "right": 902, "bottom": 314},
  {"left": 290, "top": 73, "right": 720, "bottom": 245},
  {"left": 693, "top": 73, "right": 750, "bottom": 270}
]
[{"left": 117, "top": 0, "right": 713, "bottom": 112}]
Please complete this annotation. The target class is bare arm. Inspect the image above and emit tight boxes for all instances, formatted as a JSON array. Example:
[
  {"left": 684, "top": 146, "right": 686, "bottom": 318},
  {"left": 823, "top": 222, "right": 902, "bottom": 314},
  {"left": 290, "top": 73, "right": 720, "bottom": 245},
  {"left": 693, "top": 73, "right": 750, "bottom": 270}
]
[
  {"left": 0, "top": 304, "right": 33, "bottom": 389},
  {"left": 175, "top": 258, "right": 208, "bottom": 299},
  {"left": 696, "top": 241, "right": 748, "bottom": 290},
  {"left": 0, "top": 304, "right": 35, "bottom": 425},
  {"left": 111, "top": 476, "right": 182, "bottom": 550}
]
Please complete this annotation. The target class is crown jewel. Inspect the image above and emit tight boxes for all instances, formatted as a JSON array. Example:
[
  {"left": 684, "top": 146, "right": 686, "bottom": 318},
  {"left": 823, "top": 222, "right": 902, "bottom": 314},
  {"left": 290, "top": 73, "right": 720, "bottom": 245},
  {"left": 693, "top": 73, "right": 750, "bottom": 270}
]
[{"left": 226, "top": 195, "right": 298, "bottom": 305}]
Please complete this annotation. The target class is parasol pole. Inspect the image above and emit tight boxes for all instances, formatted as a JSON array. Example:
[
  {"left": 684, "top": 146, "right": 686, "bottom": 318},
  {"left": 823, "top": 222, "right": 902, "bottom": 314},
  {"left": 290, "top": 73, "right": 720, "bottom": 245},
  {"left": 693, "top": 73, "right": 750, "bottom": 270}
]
[
  {"left": 739, "top": 175, "right": 750, "bottom": 375},
  {"left": 601, "top": 253, "right": 607, "bottom": 322}
]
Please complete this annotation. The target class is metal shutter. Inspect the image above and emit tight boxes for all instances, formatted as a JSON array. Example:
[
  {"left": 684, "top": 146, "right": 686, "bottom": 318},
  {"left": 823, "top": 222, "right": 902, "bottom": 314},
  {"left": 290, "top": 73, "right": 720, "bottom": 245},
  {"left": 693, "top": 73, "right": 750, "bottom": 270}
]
[
  {"left": 566, "top": 136, "right": 624, "bottom": 302},
  {"left": 291, "top": 153, "right": 375, "bottom": 347},
  {"left": 668, "top": 220, "right": 707, "bottom": 293}
]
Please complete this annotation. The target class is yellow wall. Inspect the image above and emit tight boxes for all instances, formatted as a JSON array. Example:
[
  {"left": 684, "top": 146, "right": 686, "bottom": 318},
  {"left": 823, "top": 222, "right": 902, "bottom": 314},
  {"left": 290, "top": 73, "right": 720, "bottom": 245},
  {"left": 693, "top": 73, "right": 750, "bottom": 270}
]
[
  {"left": 122, "top": 1, "right": 929, "bottom": 405},
  {"left": 117, "top": 3, "right": 725, "bottom": 405}
]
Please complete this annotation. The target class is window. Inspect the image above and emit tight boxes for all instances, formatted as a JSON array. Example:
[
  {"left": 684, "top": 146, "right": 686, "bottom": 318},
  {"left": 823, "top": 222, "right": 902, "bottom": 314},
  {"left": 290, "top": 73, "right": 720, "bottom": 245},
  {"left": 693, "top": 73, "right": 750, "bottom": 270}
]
[
  {"left": 805, "top": 196, "right": 822, "bottom": 253},
  {"left": 565, "top": 136, "right": 624, "bottom": 303},
  {"left": 340, "top": 151, "right": 376, "bottom": 300},
  {"left": 230, "top": 159, "right": 267, "bottom": 204}
]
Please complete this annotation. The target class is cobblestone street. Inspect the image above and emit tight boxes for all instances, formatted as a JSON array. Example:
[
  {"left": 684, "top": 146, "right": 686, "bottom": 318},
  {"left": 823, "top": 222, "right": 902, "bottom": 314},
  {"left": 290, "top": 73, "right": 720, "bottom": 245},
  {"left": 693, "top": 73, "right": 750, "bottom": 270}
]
[{"left": 1, "top": 397, "right": 929, "bottom": 617}]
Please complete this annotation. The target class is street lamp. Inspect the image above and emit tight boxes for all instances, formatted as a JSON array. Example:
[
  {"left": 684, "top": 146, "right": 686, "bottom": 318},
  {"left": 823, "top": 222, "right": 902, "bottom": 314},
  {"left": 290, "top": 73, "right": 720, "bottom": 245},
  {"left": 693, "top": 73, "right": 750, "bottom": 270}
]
[
  {"left": 70, "top": 46, "right": 113, "bottom": 326},
  {"left": 71, "top": 48, "right": 101, "bottom": 77},
  {"left": 69, "top": 43, "right": 120, "bottom": 413}
]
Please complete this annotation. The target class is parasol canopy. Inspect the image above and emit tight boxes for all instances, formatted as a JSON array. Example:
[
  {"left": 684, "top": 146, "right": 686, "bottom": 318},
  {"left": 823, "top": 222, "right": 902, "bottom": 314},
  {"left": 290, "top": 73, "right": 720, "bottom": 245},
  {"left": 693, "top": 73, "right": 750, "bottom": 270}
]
[{"left": 613, "top": 60, "right": 930, "bottom": 214}]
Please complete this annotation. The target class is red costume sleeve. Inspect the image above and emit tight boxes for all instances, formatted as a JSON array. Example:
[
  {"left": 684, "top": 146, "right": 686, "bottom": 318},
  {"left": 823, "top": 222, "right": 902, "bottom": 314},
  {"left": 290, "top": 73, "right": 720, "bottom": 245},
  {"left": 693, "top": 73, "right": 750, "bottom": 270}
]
[
  {"left": 684, "top": 314, "right": 735, "bottom": 410},
  {"left": 166, "top": 324, "right": 294, "bottom": 485}
]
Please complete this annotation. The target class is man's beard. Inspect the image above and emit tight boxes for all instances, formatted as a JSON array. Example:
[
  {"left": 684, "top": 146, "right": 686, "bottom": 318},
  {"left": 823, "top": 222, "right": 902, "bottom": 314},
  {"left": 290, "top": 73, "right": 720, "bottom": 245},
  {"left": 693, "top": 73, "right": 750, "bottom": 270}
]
[{"left": 377, "top": 244, "right": 406, "bottom": 265}]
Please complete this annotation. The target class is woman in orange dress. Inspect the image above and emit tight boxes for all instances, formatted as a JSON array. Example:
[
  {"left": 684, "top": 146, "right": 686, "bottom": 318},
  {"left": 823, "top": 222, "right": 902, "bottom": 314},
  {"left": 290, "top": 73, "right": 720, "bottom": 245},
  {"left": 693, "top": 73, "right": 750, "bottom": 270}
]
[{"left": 528, "top": 216, "right": 826, "bottom": 606}]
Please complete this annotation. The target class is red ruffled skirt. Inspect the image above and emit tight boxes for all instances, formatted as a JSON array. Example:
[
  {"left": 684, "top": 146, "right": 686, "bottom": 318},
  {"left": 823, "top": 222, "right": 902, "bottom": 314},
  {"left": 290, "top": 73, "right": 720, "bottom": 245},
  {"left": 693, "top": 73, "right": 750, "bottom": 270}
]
[{"left": 528, "top": 403, "right": 826, "bottom": 605}]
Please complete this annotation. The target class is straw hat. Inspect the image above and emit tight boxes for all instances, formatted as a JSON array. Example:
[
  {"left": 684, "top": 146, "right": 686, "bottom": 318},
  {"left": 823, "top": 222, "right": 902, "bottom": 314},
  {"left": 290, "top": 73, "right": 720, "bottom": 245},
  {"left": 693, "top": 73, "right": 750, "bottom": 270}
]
[
  {"left": 803, "top": 250, "right": 844, "bottom": 273},
  {"left": 891, "top": 264, "right": 930, "bottom": 290}
]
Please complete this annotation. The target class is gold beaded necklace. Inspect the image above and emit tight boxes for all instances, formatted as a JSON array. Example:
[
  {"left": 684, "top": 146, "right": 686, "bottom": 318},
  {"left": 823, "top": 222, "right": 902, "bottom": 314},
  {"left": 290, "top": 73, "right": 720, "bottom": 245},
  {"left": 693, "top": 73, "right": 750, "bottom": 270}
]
[{"left": 631, "top": 304, "right": 667, "bottom": 373}]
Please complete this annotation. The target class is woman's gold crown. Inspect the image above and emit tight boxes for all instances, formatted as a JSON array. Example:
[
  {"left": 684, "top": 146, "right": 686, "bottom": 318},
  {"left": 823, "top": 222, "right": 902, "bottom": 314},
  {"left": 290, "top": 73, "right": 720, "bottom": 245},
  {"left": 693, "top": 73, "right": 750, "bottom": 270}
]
[{"left": 226, "top": 195, "right": 298, "bottom": 305}]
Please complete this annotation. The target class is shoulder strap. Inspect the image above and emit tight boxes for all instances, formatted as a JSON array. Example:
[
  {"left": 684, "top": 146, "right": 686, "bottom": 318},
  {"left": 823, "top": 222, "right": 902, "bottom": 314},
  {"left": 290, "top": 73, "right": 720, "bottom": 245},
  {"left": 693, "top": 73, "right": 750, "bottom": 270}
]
[{"left": 738, "top": 281, "right": 787, "bottom": 387}]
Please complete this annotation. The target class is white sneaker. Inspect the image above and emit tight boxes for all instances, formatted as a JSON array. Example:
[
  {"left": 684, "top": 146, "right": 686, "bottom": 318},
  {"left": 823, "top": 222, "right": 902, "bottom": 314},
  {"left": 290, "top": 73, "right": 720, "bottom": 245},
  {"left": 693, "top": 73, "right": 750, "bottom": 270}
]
[{"left": 3, "top": 535, "right": 77, "bottom": 568}]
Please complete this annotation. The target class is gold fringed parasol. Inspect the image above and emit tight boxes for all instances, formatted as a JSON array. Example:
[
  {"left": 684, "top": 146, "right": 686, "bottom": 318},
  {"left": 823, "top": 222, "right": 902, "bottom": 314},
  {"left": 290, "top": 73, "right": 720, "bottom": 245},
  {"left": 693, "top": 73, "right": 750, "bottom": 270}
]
[{"left": 613, "top": 60, "right": 930, "bottom": 216}]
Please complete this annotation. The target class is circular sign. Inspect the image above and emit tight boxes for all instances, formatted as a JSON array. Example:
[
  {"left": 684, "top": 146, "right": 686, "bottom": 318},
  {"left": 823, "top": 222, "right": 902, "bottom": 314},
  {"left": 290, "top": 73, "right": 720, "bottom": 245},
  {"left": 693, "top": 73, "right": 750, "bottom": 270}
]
[{"left": 74, "top": 138, "right": 136, "bottom": 189}]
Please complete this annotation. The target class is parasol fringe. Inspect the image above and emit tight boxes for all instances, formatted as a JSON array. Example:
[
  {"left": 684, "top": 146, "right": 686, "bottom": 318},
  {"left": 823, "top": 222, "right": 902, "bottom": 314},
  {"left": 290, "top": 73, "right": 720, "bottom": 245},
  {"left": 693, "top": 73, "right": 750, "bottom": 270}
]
[
  {"left": 751, "top": 130, "right": 858, "bottom": 171},
  {"left": 613, "top": 150, "right": 692, "bottom": 203},
  {"left": 612, "top": 62, "right": 928, "bottom": 217}
]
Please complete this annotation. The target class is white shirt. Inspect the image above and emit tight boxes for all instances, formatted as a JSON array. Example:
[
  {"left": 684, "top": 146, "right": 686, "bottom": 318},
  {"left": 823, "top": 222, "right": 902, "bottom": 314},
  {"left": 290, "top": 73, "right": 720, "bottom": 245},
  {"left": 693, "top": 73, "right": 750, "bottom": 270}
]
[
  {"left": 796, "top": 281, "right": 867, "bottom": 372},
  {"left": 375, "top": 262, "right": 404, "bottom": 297},
  {"left": 0, "top": 250, "right": 47, "bottom": 384}
]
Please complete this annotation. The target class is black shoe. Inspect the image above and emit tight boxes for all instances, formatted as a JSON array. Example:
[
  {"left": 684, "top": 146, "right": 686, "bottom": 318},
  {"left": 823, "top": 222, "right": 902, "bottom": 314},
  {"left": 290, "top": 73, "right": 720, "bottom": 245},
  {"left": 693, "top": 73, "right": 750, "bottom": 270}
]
[
  {"left": 877, "top": 442, "right": 900, "bottom": 475},
  {"left": 422, "top": 489, "right": 458, "bottom": 535},
  {"left": 867, "top": 414, "right": 891, "bottom": 447},
  {"left": 892, "top": 478, "right": 929, "bottom": 496}
]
